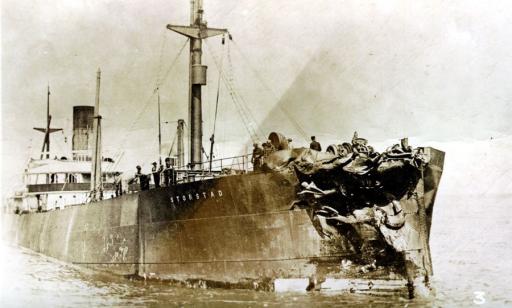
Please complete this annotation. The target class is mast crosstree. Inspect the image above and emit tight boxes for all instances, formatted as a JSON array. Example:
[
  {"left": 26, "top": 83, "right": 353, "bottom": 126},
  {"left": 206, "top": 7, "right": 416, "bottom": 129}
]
[
  {"left": 33, "top": 85, "right": 63, "bottom": 159},
  {"left": 167, "top": 0, "right": 228, "bottom": 170}
]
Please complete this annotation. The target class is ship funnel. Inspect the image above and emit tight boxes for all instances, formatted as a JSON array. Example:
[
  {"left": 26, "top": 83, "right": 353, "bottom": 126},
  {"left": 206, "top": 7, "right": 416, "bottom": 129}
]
[{"left": 72, "top": 106, "right": 94, "bottom": 156}]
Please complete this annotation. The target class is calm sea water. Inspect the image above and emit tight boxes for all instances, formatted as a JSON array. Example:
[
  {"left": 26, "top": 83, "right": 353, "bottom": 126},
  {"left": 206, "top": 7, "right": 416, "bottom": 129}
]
[{"left": 1, "top": 194, "right": 511, "bottom": 307}]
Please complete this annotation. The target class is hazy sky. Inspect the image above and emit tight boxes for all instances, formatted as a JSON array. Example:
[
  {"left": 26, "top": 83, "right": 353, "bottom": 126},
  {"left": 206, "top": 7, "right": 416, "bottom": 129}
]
[{"left": 2, "top": 0, "right": 512, "bottom": 196}]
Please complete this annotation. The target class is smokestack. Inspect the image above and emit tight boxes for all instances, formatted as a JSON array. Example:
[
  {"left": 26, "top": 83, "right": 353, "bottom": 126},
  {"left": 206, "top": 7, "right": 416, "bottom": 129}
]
[{"left": 72, "top": 106, "right": 94, "bottom": 152}]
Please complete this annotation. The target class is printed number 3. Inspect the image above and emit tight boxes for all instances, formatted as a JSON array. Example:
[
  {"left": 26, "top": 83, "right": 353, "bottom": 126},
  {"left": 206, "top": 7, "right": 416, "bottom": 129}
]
[{"left": 473, "top": 291, "right": 486, "bottom": 305}]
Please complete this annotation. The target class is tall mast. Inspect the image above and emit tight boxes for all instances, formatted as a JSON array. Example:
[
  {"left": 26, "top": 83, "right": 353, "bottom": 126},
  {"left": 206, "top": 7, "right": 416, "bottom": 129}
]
[
  {"left": 33, "top": 84, "right": 62, "bottom": 160},
  {"left": 157, "top": 88, "right": 162, "bottom": 165},
  {"left": 45, "top": 85, "right": 50, "bottom": 158},
  {"left": 90, "top": 68, "right": 103, "bottom": 202},
  {"left": 167, "top": 0, "right": 227, "bottom": 170}
]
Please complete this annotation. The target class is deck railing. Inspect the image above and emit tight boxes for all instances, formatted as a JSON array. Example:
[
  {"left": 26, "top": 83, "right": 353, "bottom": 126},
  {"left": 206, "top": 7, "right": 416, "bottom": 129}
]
[
  {"left": 27, "top": 183, "right": 116, "bottom": 193},
  {"left": 127, "top": 153, "right": 256, "bottom": 192},
  {"left": 198, "top": 153, "right": 253, "bottom": 172},
  {"left": 31, "top": 150, "right": 117, "bottom": 162}
]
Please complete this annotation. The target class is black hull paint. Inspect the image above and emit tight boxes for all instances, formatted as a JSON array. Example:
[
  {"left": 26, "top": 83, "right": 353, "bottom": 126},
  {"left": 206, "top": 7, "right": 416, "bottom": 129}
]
[{"left": 1, "top": 148, "right": 444, "bottom": 293}]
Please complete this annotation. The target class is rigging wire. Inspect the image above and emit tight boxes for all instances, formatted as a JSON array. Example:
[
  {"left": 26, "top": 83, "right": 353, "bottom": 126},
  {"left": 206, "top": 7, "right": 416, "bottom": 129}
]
[
  {"left": 225, "top": 40, "right": 265, "bottom": 141},
  {"left": 212, "top": 41, "right": 224, "bottom": 138},
  {"left": 155, "top": 29, "right": 169, "bottom": 88},
  {"left": 105, "top": 38, "right": 189, "bottom": 173},
  {"left": 156, "top": 38, "right": 189, "bottom": 90},
  {"left": 205, "top": 39, "right": 262, "bottom": 143},
  {"left": 208, "top": 36, "right": 225, "bottom": 165},
  {"left": 206, "top": 40, "right": 249, "bottom": 141},
  {"left": 230, "top": 40, "right": 309, "bottom": 142},
  {"left": 167, "top": 132, "right": 177, "bottom": 157}
]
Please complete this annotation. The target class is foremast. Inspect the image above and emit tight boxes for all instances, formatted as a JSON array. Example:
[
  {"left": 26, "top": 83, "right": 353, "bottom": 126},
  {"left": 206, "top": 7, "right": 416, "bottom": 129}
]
[
  {"left": 167, "top": 0, "right": 227, "bottom": 170},
  {"left": 33, "top": 85, "right": 62, "bottom": 160}
]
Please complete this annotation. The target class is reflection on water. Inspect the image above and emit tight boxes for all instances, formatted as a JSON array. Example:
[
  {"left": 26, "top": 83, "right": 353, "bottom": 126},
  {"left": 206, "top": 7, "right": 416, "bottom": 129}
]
[{"left": 1, "top": 195, "right": 511, "bottom": 307}]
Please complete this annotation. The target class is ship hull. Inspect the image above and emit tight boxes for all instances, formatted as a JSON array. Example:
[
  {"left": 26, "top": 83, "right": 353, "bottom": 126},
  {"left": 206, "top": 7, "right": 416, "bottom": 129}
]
[{"left": 1, "top": 147, "right": 444, "bottom": 294}]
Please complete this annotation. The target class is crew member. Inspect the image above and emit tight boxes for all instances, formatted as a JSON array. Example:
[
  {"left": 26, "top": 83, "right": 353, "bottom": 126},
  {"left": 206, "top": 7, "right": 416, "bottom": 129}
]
[
  {"left": 113, "top": 172, "right": 122, "bottom": 197},
  {"left": 251, "top": 143, "right": 264, "bottom": 172},
  {"left": 151, "top": 162, "right": 163, "bottom": 188},
  {"left": 134, "top": 165, "right": 142, "bottom": 183},
  {"left": 310, "top": 136, "right": 322, "bottom": 151},
  {"left": 129, "top": 165, "right": 149, "bottom": 191},
  {"left": 163, "top": 157, "right": 175, "bottom": 186}
]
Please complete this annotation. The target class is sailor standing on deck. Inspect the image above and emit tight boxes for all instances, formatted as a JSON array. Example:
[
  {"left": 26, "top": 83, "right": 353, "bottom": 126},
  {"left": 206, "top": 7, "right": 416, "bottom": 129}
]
[
  {"left": 310, "top": 136, "right": 322, "bottom": 151},
  {"left": 134, "top": 165, "right": 142, "bottom": 183},
  {"left": 163, "top": 157, "right": 175, "bottom": 187},
  {"left": 251, "top": 143, "right": 264, "bottom": 172},
  {"left": 152, "top": 162, "right": 163, "bottom": 188},
  {"left": 113, "top": 172, "right": 122, "bottom": 197},
  {"left": 129, "top": 165, "right": 149, "bottom": 191}
]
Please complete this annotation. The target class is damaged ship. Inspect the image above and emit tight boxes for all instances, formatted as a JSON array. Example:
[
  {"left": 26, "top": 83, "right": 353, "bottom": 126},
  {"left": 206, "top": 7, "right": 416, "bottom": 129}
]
[{"left": 1, "top": 0, "right": 444, "bottom": 298}]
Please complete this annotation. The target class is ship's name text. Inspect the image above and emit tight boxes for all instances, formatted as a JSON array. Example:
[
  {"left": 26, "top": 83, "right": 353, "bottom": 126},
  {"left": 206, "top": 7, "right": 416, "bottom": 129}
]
[{"left": 169, "top": 190, "right": 223, "bottom": 204}]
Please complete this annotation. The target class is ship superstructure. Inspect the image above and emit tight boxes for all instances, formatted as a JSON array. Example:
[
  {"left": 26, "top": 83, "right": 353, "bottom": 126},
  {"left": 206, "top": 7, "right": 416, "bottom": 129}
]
[{"left": 12, "top": 89, "right": 122, "bottom": 213}]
